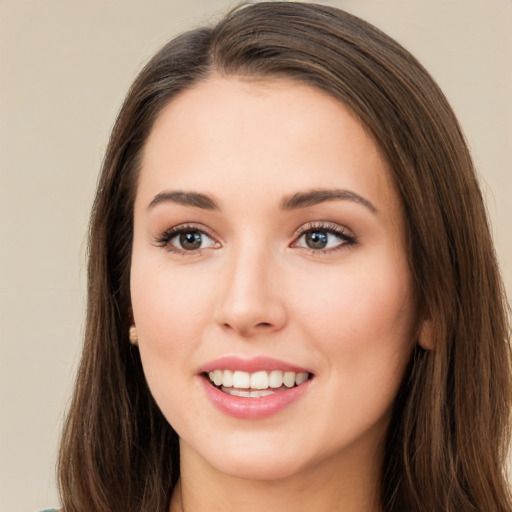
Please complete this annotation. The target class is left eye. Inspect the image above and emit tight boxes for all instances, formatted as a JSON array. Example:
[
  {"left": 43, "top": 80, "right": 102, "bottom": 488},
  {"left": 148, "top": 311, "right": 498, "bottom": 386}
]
[{"left": 294, "top": 228, "right": 353, "bottom": 251}]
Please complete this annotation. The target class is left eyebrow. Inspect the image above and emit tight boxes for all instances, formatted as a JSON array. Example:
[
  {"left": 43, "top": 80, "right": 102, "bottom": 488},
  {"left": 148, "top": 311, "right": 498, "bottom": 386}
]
[{"left": 280, "top": 188, "right": 378, "bottom": 214}]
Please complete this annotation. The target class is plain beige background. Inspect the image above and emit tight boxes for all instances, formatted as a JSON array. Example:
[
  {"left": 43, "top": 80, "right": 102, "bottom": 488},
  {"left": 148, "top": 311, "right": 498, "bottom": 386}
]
[{"left": 1, "top": 1, "right": 510, "bottom": 511}]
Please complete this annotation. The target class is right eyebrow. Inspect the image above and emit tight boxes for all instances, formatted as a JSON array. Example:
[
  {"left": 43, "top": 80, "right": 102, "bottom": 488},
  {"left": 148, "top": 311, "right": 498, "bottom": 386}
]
[{"left": 147, "top": 190, "right": 220, "bottom": 211}]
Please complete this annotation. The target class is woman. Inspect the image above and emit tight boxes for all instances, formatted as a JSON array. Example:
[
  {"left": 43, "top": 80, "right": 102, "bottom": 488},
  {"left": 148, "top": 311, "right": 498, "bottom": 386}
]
[{"left": 56, "top": 2, "right": 511, "bottom": 511}]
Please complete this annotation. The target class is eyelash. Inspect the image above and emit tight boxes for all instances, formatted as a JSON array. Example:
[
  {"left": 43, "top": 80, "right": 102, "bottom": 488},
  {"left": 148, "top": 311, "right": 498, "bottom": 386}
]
[
  {"left": 154, "top": 221, "right": 357, "bottom": 255},
  {"left": 154, "top": 223, "right": 218, "bottom": 255},
  {"left": 293, "top": 221, "right": 358, "bottom": 254}
]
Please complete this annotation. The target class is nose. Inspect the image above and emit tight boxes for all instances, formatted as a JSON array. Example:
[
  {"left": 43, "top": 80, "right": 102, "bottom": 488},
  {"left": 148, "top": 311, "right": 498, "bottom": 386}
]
[{"left": 213, "top": 244, "right": 288, "bottom": 338}]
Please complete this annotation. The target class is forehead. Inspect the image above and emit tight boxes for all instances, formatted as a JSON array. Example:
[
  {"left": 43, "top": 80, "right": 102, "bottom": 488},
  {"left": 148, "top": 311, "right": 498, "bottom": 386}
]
[{"left": 138, "top": 76, "right": 400, "bottom": 218}]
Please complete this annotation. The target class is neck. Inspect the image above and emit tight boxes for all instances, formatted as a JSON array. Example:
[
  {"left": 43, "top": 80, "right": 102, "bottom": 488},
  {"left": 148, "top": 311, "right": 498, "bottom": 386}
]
[{"left": 170, "top": 438, "right": 383, "bottom": 512}]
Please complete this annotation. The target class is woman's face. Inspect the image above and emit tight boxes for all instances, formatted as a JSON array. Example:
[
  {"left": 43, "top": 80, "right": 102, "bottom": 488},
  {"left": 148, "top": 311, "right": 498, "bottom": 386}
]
[{"left": 131, "top": 76, "right": 417, "bottom": 482}]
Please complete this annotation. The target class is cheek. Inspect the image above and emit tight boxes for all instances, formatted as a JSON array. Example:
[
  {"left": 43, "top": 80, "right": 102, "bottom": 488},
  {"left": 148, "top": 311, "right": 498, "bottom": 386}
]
[
  {"left": 131, "top": 255, "right": 213, "bottom": 341},
  {"left": 292, "top": 252, "right": 416, "bottom": 368},
  {"left": 292, "top": 256, "right": 416, "bottom": 435},
  {"left": 130, "top": 258, "right": 199, "bottom": 385},
  {"left": 130, "top": 261, "right": 213, "bottom": 425}
]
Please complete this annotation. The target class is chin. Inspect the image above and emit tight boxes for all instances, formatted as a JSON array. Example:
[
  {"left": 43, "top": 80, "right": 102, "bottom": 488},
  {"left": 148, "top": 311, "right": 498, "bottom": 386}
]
[
  {"left": 212, "top": 454, "right": 307, "bottom": 482},
  {"left": 182, "top": 435, "right": 312, "bottom": 482}
]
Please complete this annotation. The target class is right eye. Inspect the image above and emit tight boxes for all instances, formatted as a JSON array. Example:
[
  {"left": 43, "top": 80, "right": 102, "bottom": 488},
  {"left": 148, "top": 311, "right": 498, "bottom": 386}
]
[{"left": 155, "top": 225, "right": 219, "bottom": 254}]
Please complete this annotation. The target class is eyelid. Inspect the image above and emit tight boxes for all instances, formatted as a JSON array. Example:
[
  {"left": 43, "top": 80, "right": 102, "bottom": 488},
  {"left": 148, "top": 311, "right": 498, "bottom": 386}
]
[
  {"left": 291, "top": 221, "right": 357, "bottom": 253},
  {"left": 294, "top": 220, "right": 352, "bottom": 236},
  {"left": 153, "top": 223, "right": 221, "bottom": 254}
]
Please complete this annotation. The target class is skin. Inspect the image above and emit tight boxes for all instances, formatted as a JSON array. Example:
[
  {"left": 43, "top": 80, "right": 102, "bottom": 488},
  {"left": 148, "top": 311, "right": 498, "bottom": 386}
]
[{"left": 130, "top": 76, "right": 420, "bottom": 512}]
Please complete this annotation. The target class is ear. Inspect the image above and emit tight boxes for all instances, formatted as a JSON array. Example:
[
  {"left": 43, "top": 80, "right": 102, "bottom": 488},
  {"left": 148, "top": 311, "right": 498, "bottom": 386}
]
[{"left": 418, "top": 317, "right": 434, "bottom": 350}]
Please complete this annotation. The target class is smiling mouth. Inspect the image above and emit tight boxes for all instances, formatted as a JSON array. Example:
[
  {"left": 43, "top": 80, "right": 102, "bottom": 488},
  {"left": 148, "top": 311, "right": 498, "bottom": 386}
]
[{"left": 204, "top": 369, "right": 313, "bottom": 398}]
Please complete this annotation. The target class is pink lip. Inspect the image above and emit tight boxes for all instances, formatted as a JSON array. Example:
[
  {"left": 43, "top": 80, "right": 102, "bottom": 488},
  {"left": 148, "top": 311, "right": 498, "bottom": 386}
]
[
  {"left": 199, "top": 375, "right": 312, "bottom": 420},
  {"left": 199, "top": 356, "right": 311, "bottom": 374}
]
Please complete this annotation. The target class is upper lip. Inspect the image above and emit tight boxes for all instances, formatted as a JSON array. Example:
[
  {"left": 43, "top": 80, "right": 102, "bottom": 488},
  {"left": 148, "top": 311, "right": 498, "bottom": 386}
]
[{"left": 199, "top": 356, "right": 312, "bottom": 375}]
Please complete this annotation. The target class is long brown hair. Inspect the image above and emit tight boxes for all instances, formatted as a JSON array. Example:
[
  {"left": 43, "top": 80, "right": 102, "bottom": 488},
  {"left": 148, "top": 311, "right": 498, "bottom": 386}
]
[{"left": 58, "top": 3, "right": 511, "bottom": 511}]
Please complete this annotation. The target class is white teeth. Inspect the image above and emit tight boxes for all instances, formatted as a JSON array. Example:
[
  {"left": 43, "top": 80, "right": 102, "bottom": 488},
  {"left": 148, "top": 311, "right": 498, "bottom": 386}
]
[
  {"left": 212, "top": 369, "right": 223, "bottom": 386},
  {"left": 295, "top": 372, "right": 308, "bottom": 385},
  {"left": 283, "top": 371, "right": 295, "bottom": 388},
  {"left": 250, "top": 371, "right": 269, "bottom": 390},
  {"left": 233, "top": 370, "right": 250, "bottom": 389},
  {"left": 222, "top": 387, "right": 275, "bottom": 397},
  {"left": 207, "top": 369, "right": 310, "bottom": 390},
  {"left": 222, "top": 369, "right": 234, "bottom": 387},
  {"left": 269, "top": 370, "right": 283, "bottom": 388}
]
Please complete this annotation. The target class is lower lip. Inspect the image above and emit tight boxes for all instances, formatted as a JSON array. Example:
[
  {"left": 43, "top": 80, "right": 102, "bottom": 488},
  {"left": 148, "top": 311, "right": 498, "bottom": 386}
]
[{"left": 200, "top": 376, "right": 311, "bottom": 420}]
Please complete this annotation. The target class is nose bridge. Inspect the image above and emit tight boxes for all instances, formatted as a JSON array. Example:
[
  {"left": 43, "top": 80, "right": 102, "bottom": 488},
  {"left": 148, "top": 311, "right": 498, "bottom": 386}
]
[{"left": 215, "top": 236, "right": 286, "bottom": 336}]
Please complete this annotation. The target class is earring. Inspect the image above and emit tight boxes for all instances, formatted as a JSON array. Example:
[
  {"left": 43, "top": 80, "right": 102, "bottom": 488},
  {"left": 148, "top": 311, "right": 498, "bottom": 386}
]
[
  {"left": 129, "top": 325, "right": 138, "bottom": 346},
  {"left": 418, "top": 318, "right": 434, "bottom": 351}
]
